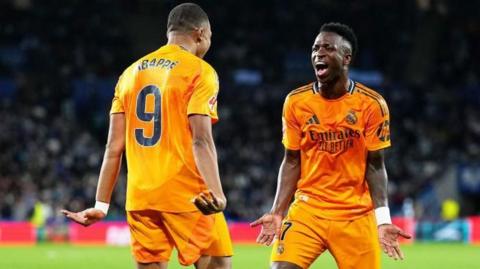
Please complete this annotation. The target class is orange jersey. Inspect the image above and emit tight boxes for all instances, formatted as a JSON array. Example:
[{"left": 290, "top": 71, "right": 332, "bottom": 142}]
[
  {"left": 282, "top": 80, "right": 391, "bottom": 220},
  {"left": 110, "top": 44, "right": 219, "bottom": 212}
]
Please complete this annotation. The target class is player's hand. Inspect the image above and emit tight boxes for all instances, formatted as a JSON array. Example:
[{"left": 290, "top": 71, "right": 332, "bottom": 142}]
[
  {"left": 249, "top": 213, "right": 283, "bottom": 246},
  {"left": 378, "top": 224, "right": 412, "bottom": 260},
  {"left": 193, "top": 191, "right": 226, "bottom": 215},
  {"left": 61, "top": 208, "right": 106, "bottom": 227}
]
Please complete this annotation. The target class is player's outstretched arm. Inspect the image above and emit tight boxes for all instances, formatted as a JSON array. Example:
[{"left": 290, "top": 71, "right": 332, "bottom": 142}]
[
  {"left": 189, "top": 114, "right": 226, "bottom": 215},
  {"left": 366, "top": 149, "right": 412, "bottom": 260},
  {"left": 250, "top": 149, "right": 300, "bottom": 246},
  {"left": 62, "top": 113, "right": 126, "bottom": 226},
  {"left": 61, "top": 208, "right": 106, "bottom": 227}
]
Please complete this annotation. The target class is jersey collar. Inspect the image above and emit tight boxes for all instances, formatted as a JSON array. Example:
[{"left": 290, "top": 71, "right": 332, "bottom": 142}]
[{"left": 313, "top": 79, "right": 355, "bottom": 94}]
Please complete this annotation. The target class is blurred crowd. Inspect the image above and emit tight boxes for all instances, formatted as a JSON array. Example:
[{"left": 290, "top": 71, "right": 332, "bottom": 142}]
[{"left": 0, "top": 0, "right": 479, "bottom": 225}]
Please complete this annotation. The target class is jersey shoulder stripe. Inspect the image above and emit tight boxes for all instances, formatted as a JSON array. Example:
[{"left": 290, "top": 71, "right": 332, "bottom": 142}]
[
  {"left": 355, "top": 83, "right": 384, "bottom": 100},
  {"left": 287, "top": 83, "right": 314, "bottom": 97},
  {"left": 354, "top": 84, "right": 388, "bottom": 116}
]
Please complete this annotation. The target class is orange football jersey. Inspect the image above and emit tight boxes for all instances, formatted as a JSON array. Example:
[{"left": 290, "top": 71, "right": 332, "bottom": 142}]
[
  {"left": 282, "top": 80, "right": 391, "bottom": 220},
  {"left": 110, "top": 44, "right": 219, "bottom": 212}
]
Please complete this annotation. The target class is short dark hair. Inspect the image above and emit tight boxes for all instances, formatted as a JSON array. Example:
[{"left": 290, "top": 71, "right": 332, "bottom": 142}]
[
  {"left": 320, "top": 22, "right": 358, "bottom": 62},
  {"left": 167, "top": 3, "right": 209, "bottom": 33}
]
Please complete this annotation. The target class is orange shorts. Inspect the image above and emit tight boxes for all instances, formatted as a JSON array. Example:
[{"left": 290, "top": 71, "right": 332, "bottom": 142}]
[
  {"left": 127, "top": 210, "right": 233, "bottom": 266},
  {"left": 271, "top": 202, "right": 380, "bottom": 269}
]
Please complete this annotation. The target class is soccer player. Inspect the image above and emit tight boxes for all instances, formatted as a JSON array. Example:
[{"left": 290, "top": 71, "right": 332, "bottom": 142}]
[
  {"left": 61, "top": 3, "right": 232, "bottom": 269},
  {"left": 251, "top": 22, "right": 411, "bottom": 269}
]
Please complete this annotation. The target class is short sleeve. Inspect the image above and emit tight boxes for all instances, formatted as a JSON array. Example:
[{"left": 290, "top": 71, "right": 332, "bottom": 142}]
[
  {"left": 110, "top": 75, "right": 125, "bottom": 114},
  {"left": 364, "top": 97, "right": 391, "bottom": 151},
  {"left": 187, "top": 64, "right": 219, "bottom": 123},
  {"left": 281, "top": 96, "right": 302, "bottom": 150}
]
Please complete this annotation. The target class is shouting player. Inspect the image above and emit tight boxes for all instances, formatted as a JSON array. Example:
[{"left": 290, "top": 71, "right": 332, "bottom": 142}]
[
  {"left": 62, "top": 3, "right": 232, "bottom": 269},
  {"left": 251, "top": 22, "right": 411, "bottom": 269}
]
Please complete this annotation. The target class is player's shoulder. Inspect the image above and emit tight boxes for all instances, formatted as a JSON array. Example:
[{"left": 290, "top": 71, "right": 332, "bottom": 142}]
[
  {"left": 352, "top": 82, "right": 385, "bottom": 99},
  {"left": 352, "top": 81, "right": 389, "bottom": 113},
  {"left": 197, "top": 58, "right": 217, "bottom": 76},
  {"left": 115, "top": 61, "right": 137, "bottom": 87},
  {"left": 286, "top": 82, "right": 314, "bottom": 100}
]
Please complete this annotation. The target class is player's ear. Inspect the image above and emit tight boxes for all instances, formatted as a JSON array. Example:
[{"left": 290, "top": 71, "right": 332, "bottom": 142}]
[
  {"left": 343, "top": 53, "right": 351, "bottom": 66},
  {"left": 193, "top": 27, "right": 204, "bottom": 44}
]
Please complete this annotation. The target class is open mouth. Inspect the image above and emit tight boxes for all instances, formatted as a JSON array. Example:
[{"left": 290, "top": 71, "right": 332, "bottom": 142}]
[{"left": 315, "top": 62, "right": 328, "bottom": 77}]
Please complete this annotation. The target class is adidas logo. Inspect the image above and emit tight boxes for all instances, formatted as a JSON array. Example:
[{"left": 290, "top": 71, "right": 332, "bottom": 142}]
[{"left": 306, "top": 115, "right": 320, "bottom": 125}]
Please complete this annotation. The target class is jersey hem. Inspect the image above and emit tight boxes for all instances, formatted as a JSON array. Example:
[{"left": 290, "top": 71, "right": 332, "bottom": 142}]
[
  {"left": 282, "top": 143, "right": 300, "bottom": 151},
  {"left": 126, "top": 208, "right": 200, "bottom": 213},
  {"left": 366, "top": 143, "right": 391, "bottom": 151}
]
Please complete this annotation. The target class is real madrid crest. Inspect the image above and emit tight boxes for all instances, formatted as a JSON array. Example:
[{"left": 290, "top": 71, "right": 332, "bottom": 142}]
[
  {"left": 345, "top": 110, "right": 357, "bottom": 125},
  {"left": 277, "top": 243, "right": 285, "bottom": 254}
]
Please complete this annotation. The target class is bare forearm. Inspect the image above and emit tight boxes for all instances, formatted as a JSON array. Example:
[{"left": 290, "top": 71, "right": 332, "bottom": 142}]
[
  {"left": 271, "top": 150, "right": 300, "bottom": 215},
  {"left": 192, "top": 139, "right": 224, "bottom": 199},
  {"left": 366, "top": 151, "right": 388, "bottom": 208},
  {"left": 95, "top": 148, "right": 122, "bottom": 203}
]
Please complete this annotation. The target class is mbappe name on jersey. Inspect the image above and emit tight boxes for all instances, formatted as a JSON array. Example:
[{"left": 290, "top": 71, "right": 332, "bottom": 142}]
[{"left": 138, "top": 58, "right": 179, "bottom": 71}]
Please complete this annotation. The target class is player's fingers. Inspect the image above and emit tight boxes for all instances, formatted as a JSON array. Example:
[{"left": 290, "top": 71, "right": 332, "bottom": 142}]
[
  {"left": 265, "top": 235, "right": 274, "bottom": 246},
  {"left": 209, "top": 191, "right": 219, "bottom": 206},
  {"left": 256, "top": 232, "right": 268, "bottom": 244},
  {"left": 255, "top": 235, "right": 262, "bottom": 244},
  {"left": 68, "top": 214, "right": 88, "bottom": 226},
  {"left": 198, "top": 193, "right": 211, "bottom": 204},
  {"left": 388, "top": 247, "right": 396, "bottom": 259},
  {"left": 389, "top": 245, "right": 399, "bottom": 260},
  {"left": 60, "top": 209, "right": 72, "bottom": 216},
  {"left": 380, "top": 237, "right": 393, "bottom": 247},
  {"left": 193, "top": 195, "right": 208, "bottom": 209},
  {"left": 259, "top": 234, "right": 269, "bottom": 245},
  {"left": 392, "top": 247, "right": 399, "bottom": 260},
  {"left": 261, "top": 230, "right": 276, "bottom": 245},
  {"left": 194, "top": 198, "right": 213, "bottom": 215},
  {"left": 194, "top": 195, "right": 209, "bottom": 208},
  {"left": 398, "top": 229, "right": 412, "bottom": 239},
  {"left": 379, "top": 242, "right": 388, "bottom": 254},
  {"left": 62, "top": 211, "right": 78, "bottom": 220},
  {"left": 394, "top": 245, "right": 404, "bottom": 260},
  {"left": 61, "top": 210, "right": 82, "bottom": 221},
  {"left": 258, "top": 233, "right": 272, "bottom": 245},
  {"left": 208, "top": 200, "right": 221, "bottom": 212},
  {"left": 256, "top": 232, "right": 267, "bottom": 244},
  {"left": 199, "top": 194, "right": 219, "bottom": 212},
  {"left": 203, "top": 199, "right": 220, "bottom": 213},
  {"left": 384, "top": 245, "right": 391, "bottom": 256},
  {"left": 199, "top": 192, "right": 223, "bottom": 212},
  {"left": 250, "top": 218, "right": 263, "bottom": 227}
]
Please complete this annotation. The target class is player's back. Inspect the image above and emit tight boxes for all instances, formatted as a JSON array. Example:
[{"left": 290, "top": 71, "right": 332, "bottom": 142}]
[{"left": 111, "top": 44, "right": 219, "bottom": 212}]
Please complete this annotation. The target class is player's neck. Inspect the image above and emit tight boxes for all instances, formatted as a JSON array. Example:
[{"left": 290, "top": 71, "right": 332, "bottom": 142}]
[
  {"left": 167, "top": 33, "right": 197, "bottom": 55},
  {"left": 317, "top": 75, "right": 349, "bottom": 100}
]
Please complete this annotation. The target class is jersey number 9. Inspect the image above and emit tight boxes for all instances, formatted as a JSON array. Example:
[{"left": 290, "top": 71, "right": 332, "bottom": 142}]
[{"left": 135, "top": 85, "right": 161, "bottom": 146}]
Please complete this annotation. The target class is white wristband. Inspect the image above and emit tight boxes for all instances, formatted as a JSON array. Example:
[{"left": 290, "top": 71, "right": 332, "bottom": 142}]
[
  {"left": 374, "top": 207, "right": 392, "bottom": 225},
  {"left": 95, "top": 201, "right": 109, "bottom": 215}
]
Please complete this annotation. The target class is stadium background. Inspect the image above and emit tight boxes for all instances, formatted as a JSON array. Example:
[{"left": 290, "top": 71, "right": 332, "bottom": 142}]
[{"left": 0, "top": 0, "right": 479, "bottom": 268}]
